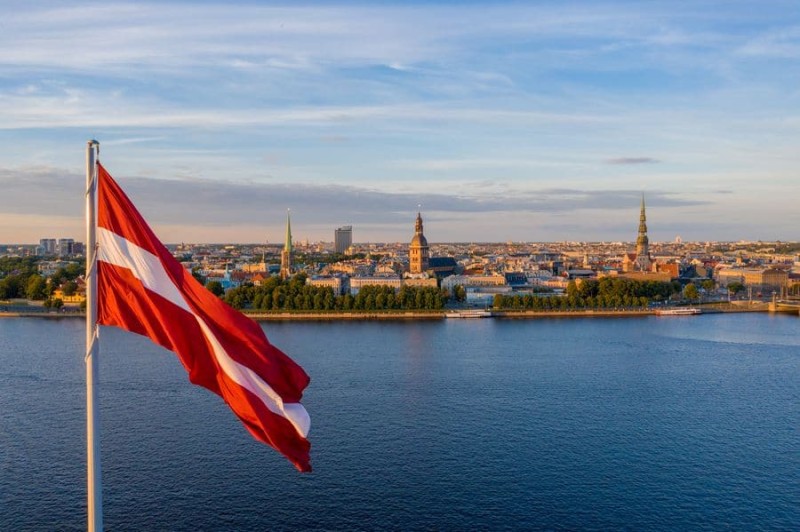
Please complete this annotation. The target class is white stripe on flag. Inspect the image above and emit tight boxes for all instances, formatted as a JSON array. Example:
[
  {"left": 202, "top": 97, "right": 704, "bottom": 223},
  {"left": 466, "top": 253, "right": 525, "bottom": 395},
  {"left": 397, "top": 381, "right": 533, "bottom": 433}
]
[
  {"left": 98, "top": 228, "right": 191, "bottom": 312},
  {"left": 97, "top": 227, "right": 310, "bottom": 438},
  {"left": 195, "top": 319, "right": 311, "bottom": 437}
]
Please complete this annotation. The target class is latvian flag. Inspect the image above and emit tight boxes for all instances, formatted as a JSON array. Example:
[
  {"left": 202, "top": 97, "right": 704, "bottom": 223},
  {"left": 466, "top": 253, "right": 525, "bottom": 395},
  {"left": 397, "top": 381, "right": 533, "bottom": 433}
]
[{"left": 95, "top": 163, "right": 311, "bottom": 472}]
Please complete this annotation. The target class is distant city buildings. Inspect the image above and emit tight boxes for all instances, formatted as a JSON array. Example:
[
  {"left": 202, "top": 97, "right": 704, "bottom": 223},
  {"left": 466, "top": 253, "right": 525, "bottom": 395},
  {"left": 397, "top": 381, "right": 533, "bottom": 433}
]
[
  {"left": 335, "top": 225, "right": 352, "bottom": 255},
  {"left": 6, "top": 199, "right": 797, "bottom": 306},
  {"left": 35, "top": 237, "right": 82, "bottom": 257}
]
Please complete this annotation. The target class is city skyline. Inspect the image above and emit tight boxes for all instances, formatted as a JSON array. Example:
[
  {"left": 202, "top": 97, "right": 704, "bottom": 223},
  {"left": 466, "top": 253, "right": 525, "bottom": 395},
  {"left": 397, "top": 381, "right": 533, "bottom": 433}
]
[{"left": 1, "top": 1, "right": 799, "bottom": 243}]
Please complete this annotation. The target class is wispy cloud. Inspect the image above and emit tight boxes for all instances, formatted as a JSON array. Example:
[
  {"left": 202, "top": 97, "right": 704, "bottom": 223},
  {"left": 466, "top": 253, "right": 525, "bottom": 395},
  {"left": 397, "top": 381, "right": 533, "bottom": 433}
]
[
  {"left": 398, "top": 158, "right": 581, "bottom": 171},
  {"left": 0, "top": 165, "right": 704, "bottom": 225},
  {"left": 0, "top": 92, "right": 616, "bottom": 130},
  {"left": 0, "top": 4, "right": 695, "bottom": 71},
  {"left": 605, "top": 157, "right": 660, "bottom": 165},
  {"left": 0, "top": 2, "right": 798, "bottom": 241},
  {"left": 103, "top": 136, "right": 167, "bottom": 146},
  {"left": 738, "top": 25, "right": 800, "bottom": 58}
]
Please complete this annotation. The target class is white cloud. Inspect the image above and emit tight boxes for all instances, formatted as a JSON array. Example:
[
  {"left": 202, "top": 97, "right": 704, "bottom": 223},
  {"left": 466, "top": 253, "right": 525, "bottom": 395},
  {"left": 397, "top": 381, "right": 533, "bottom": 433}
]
[
  {"left": 738, "top": 26, "right": 800, "bottom": 58},
  {"left": 0, "top": 2, "right": 798, "bottom": 241}
]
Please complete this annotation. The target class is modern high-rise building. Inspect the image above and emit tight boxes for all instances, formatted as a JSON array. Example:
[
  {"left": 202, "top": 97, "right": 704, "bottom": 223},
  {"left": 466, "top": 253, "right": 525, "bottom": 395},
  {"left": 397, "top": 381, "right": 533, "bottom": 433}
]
[
  {"left": 408, "top": 212, "right": 430, "bottom": 274},
  {"left": 335, "top": 225, "right": 352, "bottom": 255},
  {"left": 280, "top": 211, "right": 293, "bottom": 280},
  {"left": 39, "top": 238, "right": 57, "bottom": 255},
  {"left": 57, "top": 238, "right": 75, "bottom": 257}
]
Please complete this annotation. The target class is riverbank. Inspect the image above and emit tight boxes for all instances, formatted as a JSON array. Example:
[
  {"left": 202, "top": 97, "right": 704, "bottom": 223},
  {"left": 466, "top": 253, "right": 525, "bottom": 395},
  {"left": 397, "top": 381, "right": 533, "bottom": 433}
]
[{"left": 0, "top": 304, "right": 772, "bottom": 321}]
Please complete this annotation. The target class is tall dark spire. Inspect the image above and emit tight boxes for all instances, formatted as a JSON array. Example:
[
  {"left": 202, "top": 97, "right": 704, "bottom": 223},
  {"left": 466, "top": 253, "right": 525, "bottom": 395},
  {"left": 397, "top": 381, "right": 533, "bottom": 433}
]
[
  {"left": 284, "top": 210, "right": 293, "bottom": 253},
  {"left": 280, "top": 209, "right": 293, "bottom": 279},
  {"left": 636, "top": 195, "right": 649, "bottom": 250},
  {"left": 634, "top": 194, "right": 652, "bottom": 271}
]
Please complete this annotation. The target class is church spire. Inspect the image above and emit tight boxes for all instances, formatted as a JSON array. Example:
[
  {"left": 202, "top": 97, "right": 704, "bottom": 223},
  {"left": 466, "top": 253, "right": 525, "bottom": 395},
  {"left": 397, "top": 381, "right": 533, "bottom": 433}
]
[
  {"left": 637, "top": 194, "right": 648, "bottom": 239},
  {"left": 634, "top": 194, "right": 652, "bottom": 271},
  {"left": 284, "top": 209, "right": 293, "bottom": 253},
  {"left": 280, "top": 209, "right": 293, "bottom": 279}
]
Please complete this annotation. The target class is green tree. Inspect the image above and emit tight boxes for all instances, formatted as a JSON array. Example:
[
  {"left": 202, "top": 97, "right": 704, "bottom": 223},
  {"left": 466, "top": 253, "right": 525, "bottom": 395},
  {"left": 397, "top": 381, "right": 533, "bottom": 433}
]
[
  {"left": 453, "top": 285, "right": 467, "bottom": 302},
  {"left": 61, "top": 280, "right": 78, "bottom": 296},
  {"left": 0, "top": 276, "right": 23, "bottom": 299},
  {"left": 701, "top": 279, "right": 716, "bottom": 292},
  {"left": 231, "top": 292, "right": 249, "bottom": 309},
  {"left": 493, "top": 294, "right": 504, "bottom": 309},
  {"left": 206, "top": 280, "right": 225, "bottom": 297},
  {"left": 727, "top": 282, "right": 744, "bottom": 295},
  {"left": 342, "top": 294, "right": 354, "bottom": 310},
  {"left": 566, "top": 280, "right": 579, "bottom": 298},
  {"left": 64, "top": 262, "right": 83, "bottom": 280},
  {"left": 26, "top": 275, "right": 47, "bottom": 300},
  {"left": 324, "top": 290, "right": 335, "bottom": 310},
  {"left": 684, "top": 283, "right": 699, "bottom": 301}
]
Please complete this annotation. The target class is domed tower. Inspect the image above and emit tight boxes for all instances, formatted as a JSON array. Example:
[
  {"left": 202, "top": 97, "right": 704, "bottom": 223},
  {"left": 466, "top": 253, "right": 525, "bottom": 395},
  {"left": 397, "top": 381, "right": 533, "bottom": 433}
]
[
  {"left": 634, "top": 195, "right": 652, "bottom": 271},
  {"left": 409, "top": 212, "right": 430, "bottom": 274}
]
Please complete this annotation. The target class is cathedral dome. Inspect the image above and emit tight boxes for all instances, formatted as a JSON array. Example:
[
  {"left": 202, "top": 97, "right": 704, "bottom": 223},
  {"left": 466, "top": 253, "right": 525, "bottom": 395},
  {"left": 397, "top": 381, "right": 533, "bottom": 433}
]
[
  {"left": 410, "top": 233, "right": 428, "bottom": 247},
  {"left": 410, "top": 212, "right": 428, "bottom": 248}
]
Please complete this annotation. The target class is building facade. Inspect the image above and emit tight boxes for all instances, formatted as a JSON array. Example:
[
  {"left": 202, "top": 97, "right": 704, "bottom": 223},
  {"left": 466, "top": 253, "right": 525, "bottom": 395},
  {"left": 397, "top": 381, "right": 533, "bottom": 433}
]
[
  {"left": 39, "top": 238, "right": 57, "bottom": 255},
  {"left": 307, "top": 275, "right": 347, "bottom": 296},
  {"left": 335, "top": 226, "right": 353, "bottom": 255},
  {"left": 349, "top": 275, "right": 403, "bottom": 295},
  {"left": 716, "top": 267, "right": 789, "bottom": 290},
  {"left": 58, "top": 238, "right": 75, "bottom": 257}
]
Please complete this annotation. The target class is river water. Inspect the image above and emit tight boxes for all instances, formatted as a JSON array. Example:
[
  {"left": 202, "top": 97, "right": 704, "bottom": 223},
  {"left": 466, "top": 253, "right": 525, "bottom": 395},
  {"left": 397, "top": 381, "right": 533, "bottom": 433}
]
[{"left": 1, "top": 313, "right": 798, "bottom": 530}]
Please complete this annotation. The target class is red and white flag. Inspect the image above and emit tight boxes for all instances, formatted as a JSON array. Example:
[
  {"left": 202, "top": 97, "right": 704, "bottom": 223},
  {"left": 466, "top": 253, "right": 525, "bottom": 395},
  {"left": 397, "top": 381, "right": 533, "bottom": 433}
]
[{"left": 95, "top": 163, "right": 311, "bottom": 472}]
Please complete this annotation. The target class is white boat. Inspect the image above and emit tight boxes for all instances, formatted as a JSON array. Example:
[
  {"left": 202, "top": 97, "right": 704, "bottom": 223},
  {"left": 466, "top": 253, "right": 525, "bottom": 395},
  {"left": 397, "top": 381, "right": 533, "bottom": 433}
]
[
  {"left": 446, "top": 309, "right": 493, "bottom": 318},
  {"left": 655, "top": 308, "right": 702, "bottom": 316}
]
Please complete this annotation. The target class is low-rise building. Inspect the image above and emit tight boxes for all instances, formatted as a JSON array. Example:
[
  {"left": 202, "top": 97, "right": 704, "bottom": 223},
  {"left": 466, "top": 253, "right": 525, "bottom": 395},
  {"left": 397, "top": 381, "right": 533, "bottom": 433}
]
[
  {"left": 717, "top": 267, "right": 788, "bottom": 290},
  {"left": 307, "top": 275, "right": 348, "bottom": 296},
  {"left": 349, "top": 275, "right": 403, "bottom": 295},
  {"left": 403, "top": 277, "right": 438, "bottom": 289}
]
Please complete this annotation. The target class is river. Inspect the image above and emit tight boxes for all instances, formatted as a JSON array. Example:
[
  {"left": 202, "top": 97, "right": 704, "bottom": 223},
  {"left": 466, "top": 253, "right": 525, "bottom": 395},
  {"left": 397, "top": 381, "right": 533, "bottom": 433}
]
[{"left": 1, "top": 313, "right": 798, "bottom": 530}]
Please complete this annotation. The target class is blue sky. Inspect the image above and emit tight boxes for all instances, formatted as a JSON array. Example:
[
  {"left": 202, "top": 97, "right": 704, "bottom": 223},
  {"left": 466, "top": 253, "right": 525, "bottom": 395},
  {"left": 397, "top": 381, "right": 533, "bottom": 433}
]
[{"left": 1, "top": 1, "right": 798, "bottom": 244}]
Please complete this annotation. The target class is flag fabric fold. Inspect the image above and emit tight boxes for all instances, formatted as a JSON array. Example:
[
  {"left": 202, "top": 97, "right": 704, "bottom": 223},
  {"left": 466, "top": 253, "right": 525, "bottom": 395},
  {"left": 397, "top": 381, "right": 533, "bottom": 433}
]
[{"left": 95, "top": 163, "right": 311, "bottom": 472}]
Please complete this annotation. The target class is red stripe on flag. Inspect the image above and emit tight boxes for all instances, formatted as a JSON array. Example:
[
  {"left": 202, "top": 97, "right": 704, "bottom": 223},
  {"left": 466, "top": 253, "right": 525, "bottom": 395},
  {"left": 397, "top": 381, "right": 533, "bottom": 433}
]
[
  {"left": 96, "top": 163, "right": 311, "bottom": 472},
  {"left": 98, "top": 261, "right": 220, "bottom": 392},
  {"left": 97, "top": 164, "right": 163, "bottom": 257}
]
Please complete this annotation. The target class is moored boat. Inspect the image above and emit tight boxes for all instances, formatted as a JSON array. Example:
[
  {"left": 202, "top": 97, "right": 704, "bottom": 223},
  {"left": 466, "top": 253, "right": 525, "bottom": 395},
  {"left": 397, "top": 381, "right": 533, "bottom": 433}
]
[
  {"left": 655, "top": 308, "right": 702, "bottom": 316},
  {"left": 446, "top": 309, "right": 494, "bottom": 318}
]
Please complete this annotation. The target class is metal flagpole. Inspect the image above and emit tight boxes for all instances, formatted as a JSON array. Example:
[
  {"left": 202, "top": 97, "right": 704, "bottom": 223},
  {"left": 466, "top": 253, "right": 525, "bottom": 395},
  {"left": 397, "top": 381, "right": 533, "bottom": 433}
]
[{"left": 85, "top": 139, "right": 103, "bottom": 532}]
